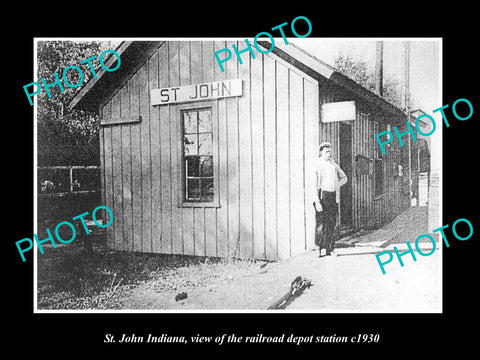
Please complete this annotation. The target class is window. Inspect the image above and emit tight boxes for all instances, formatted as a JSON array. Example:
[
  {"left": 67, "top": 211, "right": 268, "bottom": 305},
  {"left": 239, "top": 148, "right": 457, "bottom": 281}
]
[{"left": 182, "top": 107, "right": 214, "bottom": 203}]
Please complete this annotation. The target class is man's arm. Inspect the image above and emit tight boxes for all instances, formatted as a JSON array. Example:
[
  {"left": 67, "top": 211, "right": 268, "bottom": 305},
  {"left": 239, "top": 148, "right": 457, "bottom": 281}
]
[
  {"left": 312, "top": 160, "right": 322, "bottom": 212},
  {"left": 336, "top": 164, "right": 348, "bottom": 187}
]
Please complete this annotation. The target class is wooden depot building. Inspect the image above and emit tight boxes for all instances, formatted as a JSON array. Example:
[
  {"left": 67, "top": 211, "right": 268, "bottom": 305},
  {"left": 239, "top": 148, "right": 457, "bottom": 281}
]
[{"left": 71, "top": 40, "right": 412, "bottom": 261}]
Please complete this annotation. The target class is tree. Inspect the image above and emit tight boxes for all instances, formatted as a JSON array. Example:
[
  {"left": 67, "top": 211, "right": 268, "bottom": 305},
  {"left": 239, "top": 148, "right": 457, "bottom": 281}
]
[
  {"left": 37, "top": 40, "right": 119, "bottom": 165},
  {"left": 334, "top": 54, "right": 403, "bottom": 109}
]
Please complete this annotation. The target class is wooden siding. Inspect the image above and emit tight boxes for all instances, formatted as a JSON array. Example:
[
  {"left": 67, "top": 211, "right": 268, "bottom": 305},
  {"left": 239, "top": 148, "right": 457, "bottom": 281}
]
[
  {"left": 317, "top": 87, "right": 410, "bottom": 231},
  {"left": 351, "top": 110, "right": 409, "bottom": 230},
  {"left": 100, "top": 41, "right": 319, "bottom": 260}
]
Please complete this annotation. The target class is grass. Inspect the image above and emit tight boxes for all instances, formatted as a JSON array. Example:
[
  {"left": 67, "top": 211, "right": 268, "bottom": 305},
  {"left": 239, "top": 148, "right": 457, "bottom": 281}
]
[{"left": 37, "top": 239, "right": 268, "bottom": 310}]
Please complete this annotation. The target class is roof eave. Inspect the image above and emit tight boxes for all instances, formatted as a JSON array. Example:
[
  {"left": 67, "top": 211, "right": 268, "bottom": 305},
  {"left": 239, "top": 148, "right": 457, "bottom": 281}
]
[
  {"left": 72, "top": 40, "right": 408, "bottom": 124},
  {"left": 69, "top": 41, "right": 164, "bottom": 112}
]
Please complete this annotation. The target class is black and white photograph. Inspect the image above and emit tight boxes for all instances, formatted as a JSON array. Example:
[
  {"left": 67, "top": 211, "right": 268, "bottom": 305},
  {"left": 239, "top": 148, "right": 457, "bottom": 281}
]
[
  {"left": 6, "top": 8, "right": 478, "bottom": 354},
  {"left": 33, "top": 38, "right": 441, "bottom": 312}
]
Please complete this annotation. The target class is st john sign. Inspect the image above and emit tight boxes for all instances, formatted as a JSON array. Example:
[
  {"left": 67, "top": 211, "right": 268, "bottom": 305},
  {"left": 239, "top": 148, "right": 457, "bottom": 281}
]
[{"left": 151, "top": 79, "right": 243, "bottom": 106}]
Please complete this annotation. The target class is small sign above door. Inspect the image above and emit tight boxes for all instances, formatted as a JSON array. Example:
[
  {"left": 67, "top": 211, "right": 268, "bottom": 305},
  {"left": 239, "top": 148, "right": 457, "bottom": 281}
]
[
  {"left": 151, "top": 79, "right": 243, "bottom": 106},
  {"left": 321, "top": 101, "right": 356, "bottom": 123}
]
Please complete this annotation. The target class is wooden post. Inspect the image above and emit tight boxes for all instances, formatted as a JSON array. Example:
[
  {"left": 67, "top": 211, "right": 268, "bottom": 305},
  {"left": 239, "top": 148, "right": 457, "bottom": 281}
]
[{"left": 69, "top": 167, "right": 74, "bottom": 193}]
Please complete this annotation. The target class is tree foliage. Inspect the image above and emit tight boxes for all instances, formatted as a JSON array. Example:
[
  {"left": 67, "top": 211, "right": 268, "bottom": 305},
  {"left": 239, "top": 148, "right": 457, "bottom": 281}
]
[
  {"left": 334, "top": 54, "right": 403, "bottom": 109},
  {"left": 37, "top": 40, "right": 119, "bottom": 165}
]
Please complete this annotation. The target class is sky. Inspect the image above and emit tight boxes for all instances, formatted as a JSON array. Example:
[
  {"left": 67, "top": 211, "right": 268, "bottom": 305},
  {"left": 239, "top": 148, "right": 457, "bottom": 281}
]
[{"left": 289, "top": 38, "right": 441, "bottom": 114}]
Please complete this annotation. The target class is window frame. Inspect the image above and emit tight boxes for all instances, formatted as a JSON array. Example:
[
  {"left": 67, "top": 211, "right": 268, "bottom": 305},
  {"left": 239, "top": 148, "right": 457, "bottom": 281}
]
[{"left": 176, "top": 101, "right": 220, "bottom": 208}]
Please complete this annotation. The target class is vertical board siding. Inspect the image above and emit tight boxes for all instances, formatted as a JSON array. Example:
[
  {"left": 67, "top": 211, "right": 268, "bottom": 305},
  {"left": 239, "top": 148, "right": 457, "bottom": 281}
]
[
  {"left": 347, "top": 106, "right": 408, "bottom": 230},
  {"left": 275, "top": 62, "right": 291, "bottom": 259},
  {"left": 120, "top": 84, "right": 133, "bottom": 251},
  {"left": 102, "top": 102, "right": 114, "bottom": 248},
  {"left": 138, "top": 65, "right": 152, "bottom": 253},
  {"left": 111, "top": 90, "right": 124, "bottom": 250},
  {"left": 238, "top": 41, "right": 253, "bottom": 259},
  {"left": 149, "top": 49, "right": 162, "bottom": 254},
  {"left": 110, "top": 91, "right": 124, "bottom": 250},
  {"left": 304, "top": 80, "right": 319, "bottom": 251},
  {"left": 250, "top": 53, "right": 265, "bottom": 259},
  {"left": 225, "top": 41, "right": 240, "bottom": 258},
  {"left": 99, "top": 108, "right": 107, "bottom": 240},
  {"left": 169, "top": 42, "right": 184, "bottom": 256},
  {"left": 158, "top": 43, "right": 172, "bottom": 254},
  {"left": 130, "top": 70, "right": 142, "bottom": 252},
  {"left": 263, "top": 55, "right": 278, "bottom": 259},
  {"left": 101, "top": 41, "right": 319, "bottom": 260},
  {"left": 214, "top": 41, "right": 228, "bottom": 259},
  {"left": 289, "top": 72, "right": 306, "bottom": 256}
]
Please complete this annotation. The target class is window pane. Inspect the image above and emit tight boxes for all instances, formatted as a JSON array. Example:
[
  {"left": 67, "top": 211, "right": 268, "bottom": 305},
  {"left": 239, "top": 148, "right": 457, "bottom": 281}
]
[
  {"left": 198, "top": 133, "right": 212, "bottom": 155},
  {"left": 184, "top": 111, "right": 197, "bottom": 133},
  {"left": 184, "top": 134, "right": 197, "bottom": 155},
  {"left": 200, "top": 178, "right": 214, "bottom": 202},
  {"left": 198, "top": 109, "right": 212, "bottom": 132},
  {"left": 186, "top": 178, "right": 201, "bottom": 200},
  {"left": 200, "top": 156, "right": 213, "bottom": 177},
  {"left": 186, "top": 156, "right": 199, "bottom": 177}
]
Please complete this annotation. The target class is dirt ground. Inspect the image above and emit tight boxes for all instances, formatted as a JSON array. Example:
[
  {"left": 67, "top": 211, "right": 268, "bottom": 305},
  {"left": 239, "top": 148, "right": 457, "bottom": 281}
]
[
  {"left": 37, "top": 206, "right": 441, "bottom": 312},
  {"left": 36, "top": 242, "right": 269, "bottom": 310},
  {"left": 36, "top": 244, "right": 440, "bottom": 312},
  {"left": 114, "top": 248, "right": 440, "bottom": 311}
]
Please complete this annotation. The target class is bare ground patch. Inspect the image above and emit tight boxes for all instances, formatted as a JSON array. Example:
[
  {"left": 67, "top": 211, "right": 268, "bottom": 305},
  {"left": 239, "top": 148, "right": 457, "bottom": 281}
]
[{"left": 37, "top": 240, "right": 269, "bottom": 310}]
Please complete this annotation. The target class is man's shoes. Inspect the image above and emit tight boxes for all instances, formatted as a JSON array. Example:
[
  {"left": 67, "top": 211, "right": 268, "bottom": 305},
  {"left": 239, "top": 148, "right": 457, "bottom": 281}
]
[
  {"left": 319, "top": 248, "right": 327, "bottom": 257},
  {"left": 330, "top": 250, "right": 337, "bottom": 257}
]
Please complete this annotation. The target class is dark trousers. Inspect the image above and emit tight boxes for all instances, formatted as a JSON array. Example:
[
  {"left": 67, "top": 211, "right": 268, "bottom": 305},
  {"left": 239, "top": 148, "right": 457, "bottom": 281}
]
[{"left": 315, "top": 190, "right": 338, "bottom": 254}]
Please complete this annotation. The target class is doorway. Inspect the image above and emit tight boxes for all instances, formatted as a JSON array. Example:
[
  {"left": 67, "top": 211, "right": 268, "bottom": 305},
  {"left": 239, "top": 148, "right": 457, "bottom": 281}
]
[{"left": 339, "top": 122, "right": 353, "bottom": 228}]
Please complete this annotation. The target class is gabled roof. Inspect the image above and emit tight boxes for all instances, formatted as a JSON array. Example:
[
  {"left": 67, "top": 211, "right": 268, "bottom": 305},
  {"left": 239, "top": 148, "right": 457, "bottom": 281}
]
[
  {"left": 71, "top": 40, "right": 407, "bottom": 122},
  {"left": 70, "top": 41, "right": 163, "bottom": 111}
]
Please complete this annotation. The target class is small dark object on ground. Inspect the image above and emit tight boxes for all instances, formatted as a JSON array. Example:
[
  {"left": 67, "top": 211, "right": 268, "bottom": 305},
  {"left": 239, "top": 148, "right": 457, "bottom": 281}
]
[
  {"left": 175, "top": 292, "right": 188, "bottom": 302},
  {"left": 267, "top": 276, "right": 312, "bottom": 310}
]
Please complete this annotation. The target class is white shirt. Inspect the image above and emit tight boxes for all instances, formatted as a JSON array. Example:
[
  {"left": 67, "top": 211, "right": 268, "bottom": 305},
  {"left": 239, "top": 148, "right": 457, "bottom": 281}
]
[
  {"left": 314, "top": 157, "right": 348, "bottom": 203},
  {"left": 317, "top": 157, "right": 337, "bottom": 192}
]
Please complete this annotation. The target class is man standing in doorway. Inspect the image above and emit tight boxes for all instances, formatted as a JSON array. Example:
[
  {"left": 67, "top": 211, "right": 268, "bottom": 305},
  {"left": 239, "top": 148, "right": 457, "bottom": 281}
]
[{"left": 314, "top": 142, "right": 348, "bottom": 257}]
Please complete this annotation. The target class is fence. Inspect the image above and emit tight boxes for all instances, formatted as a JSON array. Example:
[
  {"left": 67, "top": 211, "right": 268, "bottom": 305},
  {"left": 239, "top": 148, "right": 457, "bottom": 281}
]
[
  {"left": 38, "top": 166, "right": 100, "bottom": 196},
  {"left": 37, "top": 166, "right": 102, "bottom": 229}
]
